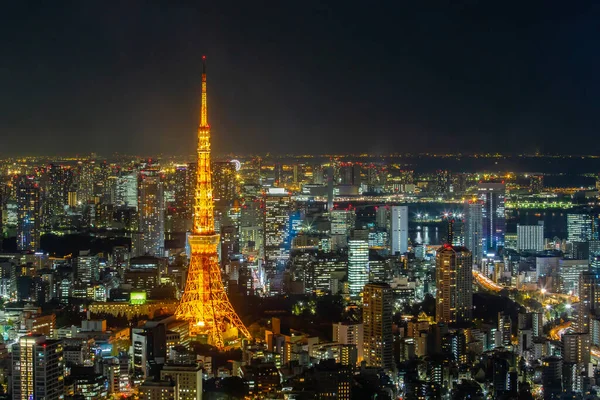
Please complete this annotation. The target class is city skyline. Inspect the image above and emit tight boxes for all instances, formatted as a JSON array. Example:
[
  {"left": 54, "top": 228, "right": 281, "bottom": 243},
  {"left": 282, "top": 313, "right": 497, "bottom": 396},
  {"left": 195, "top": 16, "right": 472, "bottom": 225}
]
[
  {"left": 3, "top": 2, "right": 600, "bottom": 156},
  {"left": 3, "top": 3, "right": 600, "bottom": 399}
]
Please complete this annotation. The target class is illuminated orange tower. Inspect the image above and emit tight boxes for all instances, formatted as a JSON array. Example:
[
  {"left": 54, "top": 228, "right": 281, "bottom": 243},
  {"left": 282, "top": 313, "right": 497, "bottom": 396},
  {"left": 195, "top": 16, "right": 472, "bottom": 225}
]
[{"left": 175, "top": 56, "right": 251, "bottom": 349}]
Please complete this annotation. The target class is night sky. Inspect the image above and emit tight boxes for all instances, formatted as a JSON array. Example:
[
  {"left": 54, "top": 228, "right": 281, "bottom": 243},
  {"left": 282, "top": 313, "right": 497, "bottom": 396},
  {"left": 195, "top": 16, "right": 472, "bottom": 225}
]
[{"left": 2, "top": 1, "right": 600, "bottom": 156}]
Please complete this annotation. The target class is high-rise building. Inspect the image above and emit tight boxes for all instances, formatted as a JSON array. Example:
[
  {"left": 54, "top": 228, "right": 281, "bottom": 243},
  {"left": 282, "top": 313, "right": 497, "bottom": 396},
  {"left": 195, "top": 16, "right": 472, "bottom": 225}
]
[
  {"left": 75, "top": 250, "right": 100, "bottom": 284},
  {"left": 348, "top": 239, "right": 369, "bottom": 298},
  {"left": 77, "top": 160, "right": 96, "bottom": 204},
  {"left": 44, "top": 164, "right": 74, "bottom": 225},
  {"left": 517, "top": 222, "right": 544, "bottom": 252},
  {"left": 362, "top": 283, "right": 393, "bottom": 370},
  {"left": 263, "top": 187, "right": 292, "bottom": 270},
  {"left": 435, "top": 244, "right": 473, "bottom": 324},
  {"left": 391, "top": 206, "right": 408, "bottom": 255},
  {"left": 558, "top": 259, "right": 589, "bottom": 295},
  {"left": 541, "top": 356, "right": 562, "bottom": 400},
  {"left": 562, "top": 333, "right": 590, "bottom": 365},
  {"left": 17, "top": 176, "right": 42, "bottom": 252},
  {"left": 567, "top": 213, "right": 593, "bottom": 242},
  {"left": 212, "top": 161, "right": 238, "bottom": 206},
  {"left": 138, "top": 169, "right": 165, "bottom": 257},
  {"left": 498, "top": 311, "right": 512, "bottom": 347},
  {"left": 330, "top": 209, "right": 355, "bottom": 236},
  {"left": 333, "top": 322, "right": 364, "bottom": 362},
  {"left": 116, "top": 172, "right": 138, "bottom": 209},
  {"left": 160, "top": 364, "right": 203, "bottom": 400},
  {"left": 339, "top": 163, "right": 361, "bottom": 185},
  {"left": 578, "top": 271, "right": 600, "bottom": 334},
  {"left": 12, "top": 335, "right": 64, "bottom": 400},
  {"left": 478, "top": 181, "right": 506, "bottom": 252},
  {"left": 464, "top": 199, "right": 483, "bottom": 265}
]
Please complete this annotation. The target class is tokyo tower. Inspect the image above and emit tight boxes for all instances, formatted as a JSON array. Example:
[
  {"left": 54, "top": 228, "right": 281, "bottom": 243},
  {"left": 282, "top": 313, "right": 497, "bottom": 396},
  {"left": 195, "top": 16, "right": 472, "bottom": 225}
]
[{"left": 175, "top": 56, "right": 251, "bottom": 349}]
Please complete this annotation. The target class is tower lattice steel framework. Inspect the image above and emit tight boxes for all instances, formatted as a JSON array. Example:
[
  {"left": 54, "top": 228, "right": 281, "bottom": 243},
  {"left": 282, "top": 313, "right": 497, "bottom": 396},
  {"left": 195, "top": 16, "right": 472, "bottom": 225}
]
[{"left": 175, "top": 56, "right": 251, "bottom": 349}]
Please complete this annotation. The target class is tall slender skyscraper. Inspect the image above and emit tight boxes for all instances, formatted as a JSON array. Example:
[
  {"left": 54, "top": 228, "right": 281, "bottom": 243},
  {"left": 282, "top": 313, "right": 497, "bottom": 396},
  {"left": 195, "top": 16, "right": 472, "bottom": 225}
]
[
  {"left": 117, "top": 172, "right": 138, "bottom": 209},
  {"left": 263, "top": 187, "right": 292, "bottom": 281},
  {"left": 212, "top": 161, "right": 238, "bottom": 206},
  {"left": 138, "top": 169, "right": 165, "bottom": 257},
  {"left": 363, "top": 283, "right": 393, "bottom": 370},
  {"left": 436, "top": 243, "right": 473, "bottom": 324},
  {"left": 348, "top": 239, "right": 369, "bottom": 298},
  {"left": 17, "top": 176, "right": 42, "bottom": 252},
  {"left": 464, "top": 199, "right": 483, "bottom": 265},
  {"left": 478, "top": 181, "right": 506, "bottom": 252},
  {"left": 175, "top": 57, "right": 250, "bottom": 349},
  {"left": 577, "top": 271, "right": 600, "bottom": 334},
  {"left": 391, "top": 205, "right": 408, "bottom": 255}
]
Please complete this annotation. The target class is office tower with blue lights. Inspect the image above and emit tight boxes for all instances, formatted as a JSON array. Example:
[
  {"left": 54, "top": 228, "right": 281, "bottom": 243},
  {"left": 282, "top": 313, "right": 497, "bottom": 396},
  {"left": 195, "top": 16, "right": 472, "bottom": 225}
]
[
  {"left": 568, "top": 212, "right": 593, "bottom": 259},
  {"left": 464, "top": 199, "right": 483, "bottom": 265},
  {"left": 263, "top": 187, "right": 292, "bottom": 279},
  {"left": 138, "top": 169, "right": 165, "bottom": 257},
  {"left": 17, "top": 176, "right": 42, "bottom": 252},
  {"left": 477, "top": 181, "right": 506, "bottom": 252},
  {"left": 348, "top": 239, "right": 369, "bottom": 298},
  {"left": 391, "top": 205, "right": 408, "bottom": 255}
]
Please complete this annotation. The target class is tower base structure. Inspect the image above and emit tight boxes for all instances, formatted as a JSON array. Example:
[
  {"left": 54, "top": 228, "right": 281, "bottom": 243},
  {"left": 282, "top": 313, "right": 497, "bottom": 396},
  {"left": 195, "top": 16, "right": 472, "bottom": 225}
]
[{"left": 175, "top": 234, "right": 251, "bottom": 349}]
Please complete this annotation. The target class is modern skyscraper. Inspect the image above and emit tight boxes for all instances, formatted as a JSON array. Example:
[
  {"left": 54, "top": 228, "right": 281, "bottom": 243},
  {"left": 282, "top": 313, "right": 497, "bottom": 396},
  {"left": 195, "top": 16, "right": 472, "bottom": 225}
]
[
  {"left": 577, "top": 271, "right": 600, "bottom": 334},
  {"left": 435, "top": 244, "right": 473, "bottom": 324},
  {"left": 12, "top": 335, "right": 64, "bottom": 400},
  {"left": 348, "top": 239, "right": 369, "bottom": 298},
  {"left": 330, "top": 209, "right": 355, "bottom": 236},
  {"left": 517, "top": 222, "right": 544, "bottom": 252},
  {"left": 175, "top": 57, "right": 250, "bottom": 349},
  {"left": 75, "top": 250, "right": 100, "bottom": 284},
  {"left": 391, "top": 205, "right": 408, "bottom": 255},
  {"left": 477, "top": 181, "right": 506, "bottom": 252},
  {"left": 138, "top": 169, "right": 165, "bottom": 257},
  {"left": 263, "top": 187, "right": 292, "bottom": 272},
  {"left": 362, "top": 283, "right": 393, "bottom": 370},
  {"left": 116, "top": 172, "right": 138, "bottom": 209},
  {"left": 17, "top": 176, "right": 42, "bottom": 252},
  {"left": 339, "top": 163, "right": 361, "bottom": 185},
  {"left": 212, "top": 161, "right": 238, "bottom": 206},
  {"left": 463, "top": 199, "right": 483, "bottom": 265},
  {"left": 44, "top": 164, "right": 74, "bottom": 225},
  {"left": 77, "top": 160, "right": 96, "bottom": 204},
  {"left": 567, "top": 213, "right": 593, "bottom": 242}
]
